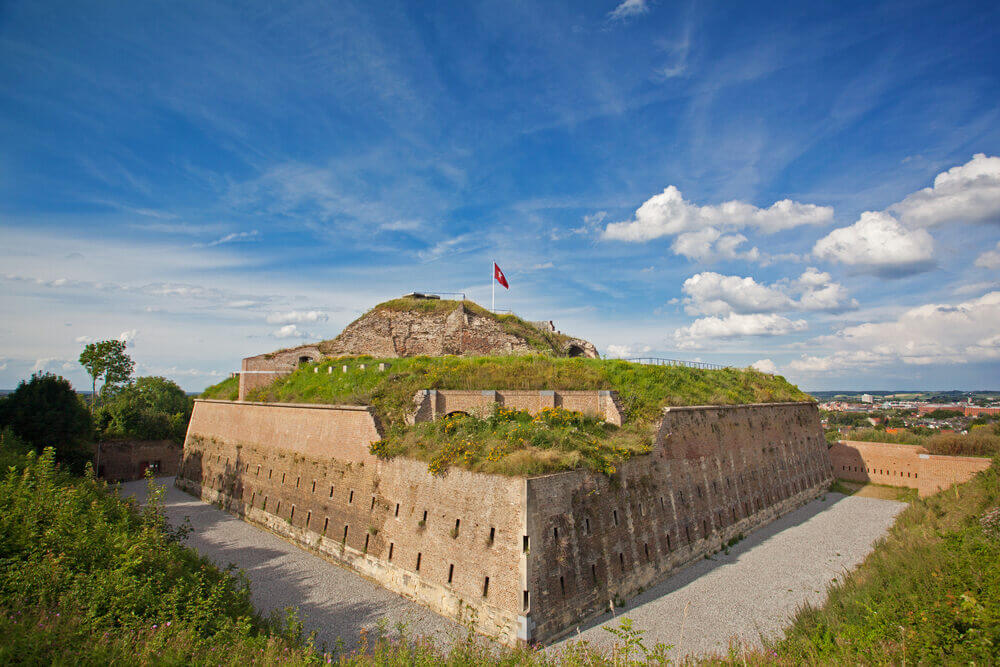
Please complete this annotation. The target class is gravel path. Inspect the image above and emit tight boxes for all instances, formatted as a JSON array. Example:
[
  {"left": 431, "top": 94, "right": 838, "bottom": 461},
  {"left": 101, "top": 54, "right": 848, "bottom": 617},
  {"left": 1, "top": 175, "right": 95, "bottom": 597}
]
[
  {"left": 123, "top": 478, "right": 904, "bottom": 659},
  {"left": 120, "top": 477, "right": 464, "bottom": 652},
  {"left": 548, "top": 492, "right": 906, "bottom": 659}
]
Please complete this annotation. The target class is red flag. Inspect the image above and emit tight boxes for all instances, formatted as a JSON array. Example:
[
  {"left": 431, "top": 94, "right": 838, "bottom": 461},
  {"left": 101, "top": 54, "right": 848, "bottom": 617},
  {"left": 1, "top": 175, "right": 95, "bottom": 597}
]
[{"left": 494, "top": 262, "right": 509, "bottom": 289}]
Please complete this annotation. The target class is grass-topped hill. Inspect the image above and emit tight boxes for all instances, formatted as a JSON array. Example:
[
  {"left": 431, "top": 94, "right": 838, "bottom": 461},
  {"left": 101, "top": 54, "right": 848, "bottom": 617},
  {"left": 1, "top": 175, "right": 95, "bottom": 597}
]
[
  {"left": 202, "top": 356, "right": 809, "bottom": 477},
  {"left": 316, "top": 297, "right": 586, "bottom": 357}
]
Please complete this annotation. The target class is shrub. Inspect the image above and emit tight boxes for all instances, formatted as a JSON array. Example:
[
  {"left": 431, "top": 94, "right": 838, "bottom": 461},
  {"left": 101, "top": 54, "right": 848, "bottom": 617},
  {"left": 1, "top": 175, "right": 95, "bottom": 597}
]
[{"left": 0, "top": 372, "right": 91, "bottom": 470}]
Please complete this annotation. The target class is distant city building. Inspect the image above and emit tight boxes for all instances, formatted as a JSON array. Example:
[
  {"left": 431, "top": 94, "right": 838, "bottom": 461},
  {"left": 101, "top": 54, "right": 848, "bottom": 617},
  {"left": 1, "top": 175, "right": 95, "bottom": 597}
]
[{"left": 861, "top": 394, "right": 874, "bottom": 404}]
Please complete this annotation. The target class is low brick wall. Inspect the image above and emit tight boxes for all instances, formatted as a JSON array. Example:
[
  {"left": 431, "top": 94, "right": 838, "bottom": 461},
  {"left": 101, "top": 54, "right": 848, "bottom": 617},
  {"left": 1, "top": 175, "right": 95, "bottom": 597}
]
[
  {"left": 409, "top": 389, "right": 625, "bottom": 426},
  {"left": 94, "top": 439, "right": 181, "bottom": 482},
  {"left": 830, "top": 440, "right": 992, "bottom": 497}
]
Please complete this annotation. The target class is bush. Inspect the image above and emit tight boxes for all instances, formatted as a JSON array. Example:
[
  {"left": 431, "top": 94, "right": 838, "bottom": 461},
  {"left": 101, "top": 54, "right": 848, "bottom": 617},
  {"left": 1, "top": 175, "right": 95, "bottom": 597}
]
[
  {"left": 95, "top": 376, "right": 193, "bottom": 443},
  {"left": 0, "top": 372, "right": 92, "bottom": 470}
]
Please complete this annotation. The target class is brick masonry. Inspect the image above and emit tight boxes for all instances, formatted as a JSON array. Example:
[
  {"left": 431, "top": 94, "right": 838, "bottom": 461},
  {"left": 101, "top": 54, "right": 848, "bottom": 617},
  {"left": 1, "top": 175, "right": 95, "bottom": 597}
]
[
  {"left": 829, "top": 440, "right": 992, "bottom": 497},
  {"left": 409, "top": 389, "right": 625, "bottom": 426},
  {"left": 94, "top": 439, "right": 181, "bottom": 482},
  {"left": 177, "top": 399, "right": 832, "bottom": 645}
]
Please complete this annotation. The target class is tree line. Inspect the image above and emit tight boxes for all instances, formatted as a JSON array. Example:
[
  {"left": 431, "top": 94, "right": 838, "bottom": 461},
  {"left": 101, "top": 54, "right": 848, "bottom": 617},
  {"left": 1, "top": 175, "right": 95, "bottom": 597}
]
[{"left": 0, "top": 339, "right": 193, "bottom": 471}]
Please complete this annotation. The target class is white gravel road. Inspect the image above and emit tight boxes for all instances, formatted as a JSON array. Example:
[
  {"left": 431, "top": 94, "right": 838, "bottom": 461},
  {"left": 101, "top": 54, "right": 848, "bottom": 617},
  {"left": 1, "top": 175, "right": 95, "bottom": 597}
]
[{"left": 122, "top": 477, "right": 904, "bottom": 659}]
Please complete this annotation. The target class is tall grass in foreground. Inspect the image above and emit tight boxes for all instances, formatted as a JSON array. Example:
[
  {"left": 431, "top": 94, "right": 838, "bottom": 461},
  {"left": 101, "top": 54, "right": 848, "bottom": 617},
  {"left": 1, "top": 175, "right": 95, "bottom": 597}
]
[{"left": 750, "top": 457, "right": 1000, "bottom": 664}]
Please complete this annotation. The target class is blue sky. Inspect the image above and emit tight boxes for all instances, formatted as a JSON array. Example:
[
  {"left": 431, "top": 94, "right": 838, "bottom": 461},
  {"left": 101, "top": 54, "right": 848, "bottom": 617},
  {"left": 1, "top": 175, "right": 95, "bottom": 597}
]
[{"left": 2, "top": 0, "right": 999, "bottom": 392}]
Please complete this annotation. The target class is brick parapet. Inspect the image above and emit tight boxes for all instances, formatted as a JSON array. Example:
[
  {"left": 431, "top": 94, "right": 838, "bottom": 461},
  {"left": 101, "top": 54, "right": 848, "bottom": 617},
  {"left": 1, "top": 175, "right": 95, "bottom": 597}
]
[
  {"left": 830, "top": 440, "right": 992, "bottom": 497},
  {"left": 408, "top": 389, "right": 625, "bottom": 426}
]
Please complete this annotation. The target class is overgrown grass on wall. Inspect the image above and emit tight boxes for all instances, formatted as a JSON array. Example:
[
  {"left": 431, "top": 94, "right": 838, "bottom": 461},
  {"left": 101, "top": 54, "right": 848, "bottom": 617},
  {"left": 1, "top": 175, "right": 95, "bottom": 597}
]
[
  {"left": 200, "top": 375, "right": 240, "bottom": 401},
  {"left": 245, "top": 355, "right": 808, "bottom": 428}
]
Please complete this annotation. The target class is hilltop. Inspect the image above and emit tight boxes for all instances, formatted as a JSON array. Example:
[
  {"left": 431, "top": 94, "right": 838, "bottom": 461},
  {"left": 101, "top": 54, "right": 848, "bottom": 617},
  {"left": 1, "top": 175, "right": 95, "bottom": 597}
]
[{"left": 313, "top": 295, "right": 597, "bottom": 359}]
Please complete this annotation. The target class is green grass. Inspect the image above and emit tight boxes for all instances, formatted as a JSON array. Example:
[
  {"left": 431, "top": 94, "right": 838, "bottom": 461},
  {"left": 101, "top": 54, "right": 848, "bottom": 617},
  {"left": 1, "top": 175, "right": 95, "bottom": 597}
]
[
  {"left": 372, "top": 405, "right": 653, "bottom": 476},
  {"left": 829, "top": 479, "right": 919, "bottom": 503},
  {"left": 199, "top": 375, "right": 239, "bottom": 401},
  {"left": 248, "top": 355, "right": 808, "bottom": 428},
  {"left": 244, "top": 355, "right": 807, "bottom": 476},
  {"left": 755, "top": 459, "right": 1000, "bottom": 664},
  {"left": 318, "top": 298, "right": 578, "bottom": 357},
  {"left": 844, "top": 427, "right": 1000, "bottom": 457}
]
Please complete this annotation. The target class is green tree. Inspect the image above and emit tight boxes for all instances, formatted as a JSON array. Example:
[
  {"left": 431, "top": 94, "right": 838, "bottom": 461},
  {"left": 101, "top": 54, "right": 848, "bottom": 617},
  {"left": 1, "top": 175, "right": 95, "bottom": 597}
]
[
  {"left": 78, "top": 339, "right": 134, "bottom": 410},
  {"left": 0, "top": 372, "right": 92, "bottom": 469},
  {"left": 94, "top": 376, "right": 193, "bottom": 443}
]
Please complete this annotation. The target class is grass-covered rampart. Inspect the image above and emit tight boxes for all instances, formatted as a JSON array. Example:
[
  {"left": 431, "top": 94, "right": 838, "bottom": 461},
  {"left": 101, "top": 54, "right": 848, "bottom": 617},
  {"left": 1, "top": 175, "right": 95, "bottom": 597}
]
[
  {"left": 236, "top": 355, "right": 807, "bottom": 476},
  {"left": 243, "top": 355, "right": 808, "bottom": 428}
]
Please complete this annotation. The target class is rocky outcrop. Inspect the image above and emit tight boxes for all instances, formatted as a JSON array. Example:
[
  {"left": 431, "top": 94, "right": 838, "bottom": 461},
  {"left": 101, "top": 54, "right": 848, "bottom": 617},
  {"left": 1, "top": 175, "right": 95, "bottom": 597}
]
[{"left": 316, "top": 298, "right": 599, "bottom": 359}]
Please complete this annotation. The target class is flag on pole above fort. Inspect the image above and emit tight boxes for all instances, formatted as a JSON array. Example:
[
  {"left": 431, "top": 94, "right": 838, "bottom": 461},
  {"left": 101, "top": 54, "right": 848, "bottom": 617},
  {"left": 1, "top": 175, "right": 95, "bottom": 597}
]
[{"left": 494, "top": 263, "right": 509, "bottom": 289}]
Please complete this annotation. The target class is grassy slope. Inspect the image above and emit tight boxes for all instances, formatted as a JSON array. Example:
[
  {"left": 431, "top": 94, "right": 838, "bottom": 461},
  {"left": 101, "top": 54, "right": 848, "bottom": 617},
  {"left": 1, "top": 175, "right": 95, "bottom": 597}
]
[
  {"left": 318, "top": 298, "right": 577, "bottom": 357},
  {"left": 200, "top": 375, "right": 239, "bottom": 400},
  {"left": 757, "top": 459, "right": 1000, "bottom": 664},
  {"left": 245, "top": 355, "right": 808, "bottom": 428}
]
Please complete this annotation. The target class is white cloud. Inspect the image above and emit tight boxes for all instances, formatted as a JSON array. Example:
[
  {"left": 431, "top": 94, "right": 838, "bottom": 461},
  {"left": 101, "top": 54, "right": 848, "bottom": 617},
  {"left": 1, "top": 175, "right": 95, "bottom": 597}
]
[
  {"left": 198, "top": 230, "right": 260, "bottom": 247},
  {"left": 670, "top": 229, "right": 761, "bottom": 263},
  {"left": 891, "top": 154, "right": 1000, "bottom": 228},
  {"left": 118, "top": 329, "right": 138, "bottom": 344},
  {"left": 681, "top": 269, "right": 856, "bottom": 316},
  {"left": 605, "top": 343, "right": 652, "bottom": 359},
  {"left": 975, "top": 241, "right": 1000, "bottom": 269},
  {"left": 74, "top": 335, "right": 94, "bottom": 344},
  {"left": 265, "top": 310, "right": 329, "bottom": 325},
  {"left": 603, "top": 186, "right": 833, "bottom": 244},
  {"left": 750, "top": 359, "right": 778, "bottom": 374},
  {"left": 608, "top": 0, "right": 649, "bottom": 21},
  {"left": 673, "top": 313, "right": 807, "bottom": 349},
  {"left": 812, "top": 211, "right": 935, "bottom": 277},
  {"left": 273, "top": 324, "right": 303, "bottom": 339},
  {"left": 789, "top": 291, "right": 1000, "bottom": 372},
  {"left": 682, "top": 272, "right": 791, "bottom": 316}
]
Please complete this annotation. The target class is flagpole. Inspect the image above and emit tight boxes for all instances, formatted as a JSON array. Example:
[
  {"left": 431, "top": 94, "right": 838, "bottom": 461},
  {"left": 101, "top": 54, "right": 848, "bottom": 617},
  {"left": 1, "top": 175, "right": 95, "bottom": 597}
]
[{"left": 491, "top": 259, "right": 495, "bottom": 312}]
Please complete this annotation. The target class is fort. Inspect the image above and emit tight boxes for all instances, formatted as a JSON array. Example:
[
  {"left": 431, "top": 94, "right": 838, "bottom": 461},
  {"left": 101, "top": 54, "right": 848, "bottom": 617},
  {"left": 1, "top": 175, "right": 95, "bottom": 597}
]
[{"left": 175, "top": 295, "right": 839, "bottom": 644}]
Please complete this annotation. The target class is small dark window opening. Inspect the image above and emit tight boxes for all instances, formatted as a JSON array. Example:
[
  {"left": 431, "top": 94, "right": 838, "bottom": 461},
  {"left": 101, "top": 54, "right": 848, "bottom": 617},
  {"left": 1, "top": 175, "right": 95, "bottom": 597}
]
[
  {"left": 298, "top": 356, "right": 311, "bottom": 365},
  {"left": 281, "top": 472, "right": 285, "bottom": 485},
  {"left": 591, "top": 564, "right": 597, "bottom": 583},
  {"left": 613, "top": 510, "right": 618, "bottom": 526},
  {"left": 276, "top": 501, "right": 281, "bottom": 514},
  {"left": 388, "top": 543, "right": 394, "bottom": 560},
  {"left": 483, "top": 577, "right": 490, "bottom": 597},
  {"left": 311, "top": 480, "right": 316, "bottom": 493},
  {"left": 667, "top": 534, "right": 672, "bottom": 551},
  {"left": 619, "top": 553, "right": 625, "bottom": 571},
  {"left": 488, "top": 527, "right": 495, "bottom": 544},
  {"left": 553, "top": 526, "right": 558, "bottom": 541},
  {"left": 371, "top": 496, "right": 376, "bottom": 511},
  {"left": 329, "top": 486, "right": 334, "bottom": 498},
  {"left": 349, "top": 490, "right": 354, "bottom": 504},
  {"left": 685, "top": 525, "right": 691, "bottom": 542},
  {"left": 523, "top": 535, "right": 529, "bottom": 553},
  {"left": 263, "top": 496, "right": 268, "bottom": 511},
  {"left": 290, "top": 506, "right": 295, "bottom": 522},
  {"left": 422, "top": 510, "right": 428, "bottom": 523},
  {"left": 448, "top": 564, "right": 454, "bottom": 584},
  {"left": 585, "top": 517, "right": 590, "bottom": 534},
  {"left": 644, "top": 543, "right": 649, "bottom": 561},
  {"left": 523, "top": 590, "right": 530, "bottom": 611},
  {"left": 416, "top": 553, "right": 422, "bottom": 571},
  {"left": 395, "top": 503, "right": 400, "bottom": 517},
  {"left": 454, "top": 518, "right": 461, "bottom": 536},
  {"left": 295, "top": 476, "right": 300, "bottom": 488},
  {"left": 559, "top": 576, "right": 565, "bottom": 595},
  {"left": 364, "top": 534, "right": 369, "bottom": 553},
  {"left": 703, "top": 519, "right": 709, "bottom": 536},
  {"left": 343, "top": 525, "right": 348, "bottom": 542},
  {"left": 323, "top": 517, "right": 329, "bottom": 534}
]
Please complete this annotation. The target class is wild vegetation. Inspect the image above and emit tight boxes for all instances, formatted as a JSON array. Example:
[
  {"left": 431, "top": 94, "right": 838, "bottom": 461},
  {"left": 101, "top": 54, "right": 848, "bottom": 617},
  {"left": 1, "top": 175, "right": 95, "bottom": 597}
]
[
  {"left": 843, "top": 426, "right": 1000, "bottom": 457},
  {"left": 241, "top": 355, "right": 806, "bottom": 476},
  {"left": 754, "top": 457, "right": 1000, "bottom": 664},
  {"left": 94, "top": 375, "right": 193, "bottom": 444},
  {"left": 200, "top": 374, "right": 240, "bottom": 401},
  {"left": 371, "top": 405, "right": 652, "bottom": 476}
]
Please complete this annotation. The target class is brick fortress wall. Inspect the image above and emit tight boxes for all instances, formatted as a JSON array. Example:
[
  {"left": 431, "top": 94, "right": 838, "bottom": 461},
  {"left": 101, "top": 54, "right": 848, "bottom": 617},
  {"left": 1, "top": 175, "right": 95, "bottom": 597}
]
[
  {"left": 95, "top": 439, "right": 181, "bottom": 481},
  {"left": 409, "top": 389, "right": 624, "bottom": 426},
  {"left": 523, "top": 402, "right": 832, "bottom": 643},
  {"left": 829, "top": 440, "right": 991, "bottom": 497},
  {"left": 177, "top": 399, "right": 833, "bottom": 645},
  {"left": 178, "top": 399, "right": 527, "bottom": 642}
]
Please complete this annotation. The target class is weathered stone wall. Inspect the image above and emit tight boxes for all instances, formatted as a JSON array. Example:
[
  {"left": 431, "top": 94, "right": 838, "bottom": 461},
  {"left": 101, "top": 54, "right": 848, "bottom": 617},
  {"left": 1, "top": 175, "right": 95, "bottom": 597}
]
[
  {"left": 830, "top": 440, "right": 991, "bottom": 497},
  {"left": 178, "top": 399, "right": 832, "bottom": 646},
  {"left": 180, "top": 399, "right": 527, "bottom": 643},
  {"left": 409, "top": 389, "right": 624, "bottom": 426},
  {"left": 523, "top": 402, "right": 832, "bottom": 643},
  {"left": 318, "top": 302, "right": 599, "bottom": 359},
  {"left": 239, "top": 344, "right": 323, "bottom": 400},
  {"left": 94, "top": 439, "right": 181, "bottom": 481}
]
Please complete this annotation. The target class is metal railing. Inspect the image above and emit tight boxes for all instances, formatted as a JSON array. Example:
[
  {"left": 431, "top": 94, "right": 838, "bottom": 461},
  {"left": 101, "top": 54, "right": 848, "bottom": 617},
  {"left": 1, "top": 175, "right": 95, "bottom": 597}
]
[{"left": 622, "top": 357, "right": 728, "bottom": 370}]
